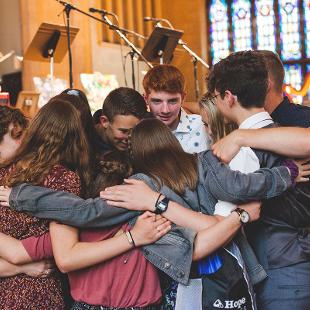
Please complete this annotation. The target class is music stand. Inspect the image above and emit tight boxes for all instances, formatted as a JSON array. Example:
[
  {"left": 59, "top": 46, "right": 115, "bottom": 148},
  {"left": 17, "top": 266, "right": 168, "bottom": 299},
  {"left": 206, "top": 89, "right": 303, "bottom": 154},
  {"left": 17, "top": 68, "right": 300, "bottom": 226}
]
[
  {"left": 141, "top": 26, "right": 183, "bottom": 64},
  {"left": 24, "top": 23, "right": 79, "bottom": 94}
]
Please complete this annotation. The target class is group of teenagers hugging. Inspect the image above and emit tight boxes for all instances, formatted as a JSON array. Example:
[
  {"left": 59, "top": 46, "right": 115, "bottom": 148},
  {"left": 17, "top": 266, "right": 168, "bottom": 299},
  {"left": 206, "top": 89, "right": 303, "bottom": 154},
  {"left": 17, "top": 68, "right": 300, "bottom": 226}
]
[{"left": 0, "top": 49, "right": 309, "bottom": 310}]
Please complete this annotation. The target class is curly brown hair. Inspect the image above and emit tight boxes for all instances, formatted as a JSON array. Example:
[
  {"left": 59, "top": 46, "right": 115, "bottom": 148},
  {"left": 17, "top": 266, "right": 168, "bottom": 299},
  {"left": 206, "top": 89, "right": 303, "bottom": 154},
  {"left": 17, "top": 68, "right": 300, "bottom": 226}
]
[
  {"left": 0, "top": 105, "right": 29, "bottom": 142},
  {"left": 2, "top": 98, "right": 93, "bottom": 196}
]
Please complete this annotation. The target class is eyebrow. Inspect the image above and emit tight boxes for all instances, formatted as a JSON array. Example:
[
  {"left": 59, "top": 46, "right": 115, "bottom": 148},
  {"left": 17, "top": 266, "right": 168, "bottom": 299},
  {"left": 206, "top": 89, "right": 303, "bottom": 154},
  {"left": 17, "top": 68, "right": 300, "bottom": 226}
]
[{"left": 150, "top": 97, "right": 180, "bottom": 102}]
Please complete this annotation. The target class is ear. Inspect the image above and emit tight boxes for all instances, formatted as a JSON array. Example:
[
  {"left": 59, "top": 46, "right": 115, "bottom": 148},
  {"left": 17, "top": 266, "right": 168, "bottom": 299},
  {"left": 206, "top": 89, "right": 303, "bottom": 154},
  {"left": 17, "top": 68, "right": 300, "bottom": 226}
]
[
  {"left": 267, "top": 78, "right": 272, "bottom": 93},
  {"left": 143, "top": 94, "right": 151, "bottom": 111},
  {"left": 181, "top": 91, "right": 187, "bottom": 103},
  {"left": 100, "top": 115, "right": 110, "bottom": 129},
  {"left": 224, "top": 90, "right": 237, "bottom": 108}
]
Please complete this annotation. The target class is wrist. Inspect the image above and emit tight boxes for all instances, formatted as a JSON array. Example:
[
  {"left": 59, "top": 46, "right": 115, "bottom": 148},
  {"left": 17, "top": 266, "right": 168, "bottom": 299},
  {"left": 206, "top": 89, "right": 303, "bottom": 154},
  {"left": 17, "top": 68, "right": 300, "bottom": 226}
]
[
  {"left": 124, "top": 230, "right": 136, "bottom": 248},
  {"left": 236, "top": 130, "right": 247, "bottom": 147},
  {"left": 151, "top": 193, "right": 162, "bottom": 212},
  {"left": 282, "top": 159, "right": 298, "bottom": 186}
]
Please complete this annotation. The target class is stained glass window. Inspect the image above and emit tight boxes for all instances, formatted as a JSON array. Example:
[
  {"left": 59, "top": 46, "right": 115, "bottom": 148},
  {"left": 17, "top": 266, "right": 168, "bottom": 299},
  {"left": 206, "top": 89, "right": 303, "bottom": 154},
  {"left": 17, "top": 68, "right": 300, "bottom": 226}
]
[
  {"left": 284, "top": 64, "right": 302, "bottom": 89},
  {"left": 279, "top": 0, "right": 301, "bottom": 60},
  {"left": 207, "top": 0, "right": 310, "bottom": 105},
  {"left": 209, "top": 0, "right": 230, "bottom": 64},
  {"left": 256, "top": 0, "right": 276, "bottom": 50},
  {"left": 232, "top": 0, "right": 252, "bottom": 51}
]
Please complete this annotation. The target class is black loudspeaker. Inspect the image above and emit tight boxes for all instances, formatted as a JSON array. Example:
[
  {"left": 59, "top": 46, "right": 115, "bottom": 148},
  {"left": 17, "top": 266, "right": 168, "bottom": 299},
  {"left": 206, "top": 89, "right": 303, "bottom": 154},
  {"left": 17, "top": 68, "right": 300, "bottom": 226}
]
[{"left": 1, "top": 71, "right": 22, "bottom": 106}]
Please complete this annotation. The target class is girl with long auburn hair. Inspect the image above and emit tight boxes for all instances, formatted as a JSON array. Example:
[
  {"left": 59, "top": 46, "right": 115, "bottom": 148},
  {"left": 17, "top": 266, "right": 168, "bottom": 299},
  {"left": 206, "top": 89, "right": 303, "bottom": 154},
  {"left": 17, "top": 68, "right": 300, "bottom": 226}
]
[{"left": 0, "top": 98, "right": 92, "bottom": 309}]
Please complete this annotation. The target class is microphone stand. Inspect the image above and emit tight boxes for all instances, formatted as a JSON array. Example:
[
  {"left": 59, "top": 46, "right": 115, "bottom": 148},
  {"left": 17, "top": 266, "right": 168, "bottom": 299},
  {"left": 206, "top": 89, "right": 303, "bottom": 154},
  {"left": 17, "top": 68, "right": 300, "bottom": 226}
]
[
  {"left": 57, "top": 1, "right": 152, "bottom": 90},
  {"left": 178, "top": 39, "right": 209, "bottom": 101},
  {"left": 100, "top": 14, "right": 153, "bottom": 90},
  {"left": 154, "top": 19, "right": 209, "bottom": 100},
  {"left": 64, "top": 4, "right": 73, "bottom": 88}
]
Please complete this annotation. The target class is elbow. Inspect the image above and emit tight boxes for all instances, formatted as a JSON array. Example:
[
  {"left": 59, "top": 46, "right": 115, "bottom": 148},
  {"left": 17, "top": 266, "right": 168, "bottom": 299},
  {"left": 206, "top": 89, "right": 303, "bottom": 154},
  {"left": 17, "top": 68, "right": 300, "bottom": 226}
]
[
  {"left": 7, "top": 252, "right": 28, "bottom": 265},
  {"left": 55, "top": 256, "right": 74, "bottom": 273}
]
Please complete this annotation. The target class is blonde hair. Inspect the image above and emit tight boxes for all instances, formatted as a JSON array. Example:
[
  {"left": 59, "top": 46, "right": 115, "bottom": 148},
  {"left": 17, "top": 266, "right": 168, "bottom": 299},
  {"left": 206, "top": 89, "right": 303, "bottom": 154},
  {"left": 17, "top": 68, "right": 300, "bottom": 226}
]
[{"left": 199, "top": 93, "right": 237, "bottom": 143}]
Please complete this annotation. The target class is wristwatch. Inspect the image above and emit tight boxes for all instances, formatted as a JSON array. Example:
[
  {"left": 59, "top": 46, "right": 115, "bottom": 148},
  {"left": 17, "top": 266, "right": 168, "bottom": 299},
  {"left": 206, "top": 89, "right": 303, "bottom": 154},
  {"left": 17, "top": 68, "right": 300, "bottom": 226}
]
[
  {"left": 155, "top": 197, "right": 170, "bottom": 214},
  {"left": 231, "top": 207, "right": 250, "bottom": 224}
]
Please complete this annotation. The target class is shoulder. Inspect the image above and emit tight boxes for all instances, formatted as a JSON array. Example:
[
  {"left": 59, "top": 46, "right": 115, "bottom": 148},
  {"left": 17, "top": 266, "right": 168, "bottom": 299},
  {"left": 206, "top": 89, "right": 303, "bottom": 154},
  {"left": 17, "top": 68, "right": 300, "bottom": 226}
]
[
  {"left": 44, "top": 165, "right": 81, "bottom": 196},
  {"left": 130, "top": 173, "right": 158, "bottom": 190}
]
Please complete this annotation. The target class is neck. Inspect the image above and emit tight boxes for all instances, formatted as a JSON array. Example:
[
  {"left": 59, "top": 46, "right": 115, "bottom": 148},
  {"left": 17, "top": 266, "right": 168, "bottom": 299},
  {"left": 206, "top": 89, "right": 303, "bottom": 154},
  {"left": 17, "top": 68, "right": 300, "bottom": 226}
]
[
  {"left": 264, "top": 90, "right": 283, "bottom": 114},
  {"left": 169, "top": 111, "right": 181, "bottom": 131},
  {"left": 235, "top": 107, "right": 266, "bottom": 126}
]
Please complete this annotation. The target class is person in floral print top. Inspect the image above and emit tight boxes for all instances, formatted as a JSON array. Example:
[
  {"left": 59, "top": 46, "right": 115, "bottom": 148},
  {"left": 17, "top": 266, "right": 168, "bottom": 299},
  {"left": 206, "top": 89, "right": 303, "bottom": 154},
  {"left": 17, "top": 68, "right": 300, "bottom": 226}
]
[{"left": 0, "top": 97, "right": 92, "bottom": 309}]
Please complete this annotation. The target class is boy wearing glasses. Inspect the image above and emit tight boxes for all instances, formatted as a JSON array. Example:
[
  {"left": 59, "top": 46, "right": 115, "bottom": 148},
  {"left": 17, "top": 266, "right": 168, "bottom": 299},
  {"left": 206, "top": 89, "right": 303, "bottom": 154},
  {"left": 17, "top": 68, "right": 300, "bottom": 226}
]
[{"left": 208, "top": 50, "right": 310, "bottom": 310}]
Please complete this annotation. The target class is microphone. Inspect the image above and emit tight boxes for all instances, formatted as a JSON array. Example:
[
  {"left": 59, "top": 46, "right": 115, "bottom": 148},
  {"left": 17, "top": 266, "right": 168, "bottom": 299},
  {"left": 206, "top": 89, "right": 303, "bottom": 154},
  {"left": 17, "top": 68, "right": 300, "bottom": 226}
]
[
  {"left": 89, "top": 7, "right": 116, "bottom": 17},
  {"left": 56, "top": 0, "right": 73, "bottom": 9},
  {"left": 143, "top": 17, "right": 174, "bottom": 29},
  {"left": 143, "top": 16, "right": 163, "bottom": 23}
]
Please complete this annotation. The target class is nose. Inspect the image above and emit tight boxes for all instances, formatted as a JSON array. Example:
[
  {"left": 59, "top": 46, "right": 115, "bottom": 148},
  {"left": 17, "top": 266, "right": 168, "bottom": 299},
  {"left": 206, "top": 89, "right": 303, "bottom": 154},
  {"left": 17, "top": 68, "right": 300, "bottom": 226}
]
[{"left": 162, "top": 102, "right": 170, "bottom": 113}]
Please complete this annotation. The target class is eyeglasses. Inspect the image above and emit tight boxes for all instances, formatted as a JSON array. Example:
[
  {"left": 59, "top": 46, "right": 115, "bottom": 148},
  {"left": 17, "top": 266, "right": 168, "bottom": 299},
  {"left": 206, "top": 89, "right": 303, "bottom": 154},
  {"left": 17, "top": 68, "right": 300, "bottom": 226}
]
[{"left": 209, "top": 93, "right": 221, "bottom": 105}]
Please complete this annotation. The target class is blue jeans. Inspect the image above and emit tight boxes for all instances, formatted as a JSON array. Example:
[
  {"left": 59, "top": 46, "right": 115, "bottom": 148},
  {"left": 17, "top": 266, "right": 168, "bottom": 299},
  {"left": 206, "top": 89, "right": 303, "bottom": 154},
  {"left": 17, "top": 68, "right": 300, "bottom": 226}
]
[{"left": 255, "top": 261, "right": 310, "bottom": 310}]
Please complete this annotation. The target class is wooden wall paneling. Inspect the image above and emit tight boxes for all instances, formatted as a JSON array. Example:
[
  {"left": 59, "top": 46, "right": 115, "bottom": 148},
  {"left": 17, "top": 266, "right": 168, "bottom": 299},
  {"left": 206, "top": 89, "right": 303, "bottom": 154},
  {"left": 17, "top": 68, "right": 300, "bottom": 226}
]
[
  {"left": 161, "top": 0, "right": 209, "bottom": 102},
  {"left": 114, "top": 0, "right": 124, "bottom": 44},
  {"left": 20, "top": 0, "right": 92, "bottom": 92},
  {"left": 153, "top": 0, "right": 162, "bottom": 19},
  {"left": 143, "top": 0, "right": 153, "bottom": 36},
  {"left": 102, "top": 0, "right": 114, "bottom": 43},
  {"left": 134, "top": 0, "right": 144, "bottom": 48},
  {"left": 125, "top": 0, "right": 135, "bottom": 45}
]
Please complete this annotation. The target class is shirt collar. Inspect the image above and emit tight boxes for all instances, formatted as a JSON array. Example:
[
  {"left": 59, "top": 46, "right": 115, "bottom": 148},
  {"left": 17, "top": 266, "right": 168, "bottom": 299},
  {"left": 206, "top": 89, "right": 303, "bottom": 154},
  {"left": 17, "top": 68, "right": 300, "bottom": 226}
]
[
  {"left": 174, "top": 108, "right": 191, "bottom": 133},
  {"left": 271, "top": 96, "right": 290, "bottom": 118},
  {"left": 239, "top": 111, "right": 274, "bottom": 129}
]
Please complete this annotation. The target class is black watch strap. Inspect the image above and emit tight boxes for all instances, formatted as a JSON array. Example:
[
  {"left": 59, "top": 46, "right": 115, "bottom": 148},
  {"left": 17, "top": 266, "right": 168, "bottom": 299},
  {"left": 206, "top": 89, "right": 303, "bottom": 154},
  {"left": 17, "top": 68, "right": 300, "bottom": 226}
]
[{"left": 155, "top": 197, "right": 170, "bottom": 214}]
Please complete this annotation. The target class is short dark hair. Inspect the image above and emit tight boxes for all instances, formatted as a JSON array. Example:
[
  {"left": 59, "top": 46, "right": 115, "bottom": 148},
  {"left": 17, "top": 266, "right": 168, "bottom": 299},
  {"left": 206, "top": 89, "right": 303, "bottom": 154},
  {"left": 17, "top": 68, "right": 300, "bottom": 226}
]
[
  {"left": 253, "top": 50, "right": 284, "bottom": 93},
  {"left": 207, "top": 50, "right": 268, "bottom": 108},
  {"left": 143, "top": 65, "right": 185, "bottom": 95},
  {"left": 102, "top": 87, "right": 147, "bottom": 121}
]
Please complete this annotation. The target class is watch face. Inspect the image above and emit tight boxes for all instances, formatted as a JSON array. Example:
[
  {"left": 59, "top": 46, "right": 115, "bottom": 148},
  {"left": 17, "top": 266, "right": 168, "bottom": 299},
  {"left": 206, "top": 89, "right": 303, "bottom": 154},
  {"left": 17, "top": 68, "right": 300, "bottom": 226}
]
[
  {"left": 157, "top": 201, "right": 167, "bottom": 211},
  {"left": 240, "top": 211, "right": 250, "bottom": 223}
]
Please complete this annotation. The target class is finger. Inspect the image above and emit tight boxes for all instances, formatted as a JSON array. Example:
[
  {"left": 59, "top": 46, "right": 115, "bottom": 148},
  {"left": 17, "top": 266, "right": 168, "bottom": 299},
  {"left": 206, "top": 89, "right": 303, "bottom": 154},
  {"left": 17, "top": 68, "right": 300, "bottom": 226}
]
[
  {"left": 300, "top": 158, "right": 310, "bottom": 164},
  {"left": 104, "top": 185, "right": 129, "bottom": 192},
  {"left": 300, "top": 170, "right": 310, "bottom": 177},
  {"left": 300, "top": 163, "right": 310, "bottom": 170},
  {"left": 100, "top": 192, "right": 125, "bottom": 201},
  {"left": 156, "top": 221, "right": 171, "bottom": 231},
  {"left": 154, "top": 218, "right": 169, "bottom": 226},
  {"left": 297, "top": 177, "right": 310, "bottom": 182},
  {"left": 155, "top": 225, "right": 171, "bottom": 238},
  {"left": 0, "top": 202, "right": 9, "bottom": 207},
  {"left": 139, "top": 211, "right": 154, "bottom": 219},
  {"left": 123, "top": 179, "right": 143, "bottom": 185},
  {"left": 105, "top": 200, "right": 129, "bottom": 208}
]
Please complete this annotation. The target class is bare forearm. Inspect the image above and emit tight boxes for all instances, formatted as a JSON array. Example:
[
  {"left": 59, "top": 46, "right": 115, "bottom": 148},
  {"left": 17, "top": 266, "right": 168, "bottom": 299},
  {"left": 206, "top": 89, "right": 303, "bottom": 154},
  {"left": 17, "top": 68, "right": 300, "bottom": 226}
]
[
  {"left": 50, "top": 223, "right": 133, "bottom": 273},
  {"left": 0, "top": 233, "right": 32, "bottom": 264},
  {"left": 0, "top": 258, "right": 23, "bottom": 277},
  {"left": 161, "top": 201, "right": 219, "bottom": 231},
  {"left": 56, "top": 234, "right": 133, "bottom": 273},
  {"left": 237, "top": 128, "right": 310, "bottom": 157},
  {"left": 193, "top": 212, "right": 241, "bottom": 261}
]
